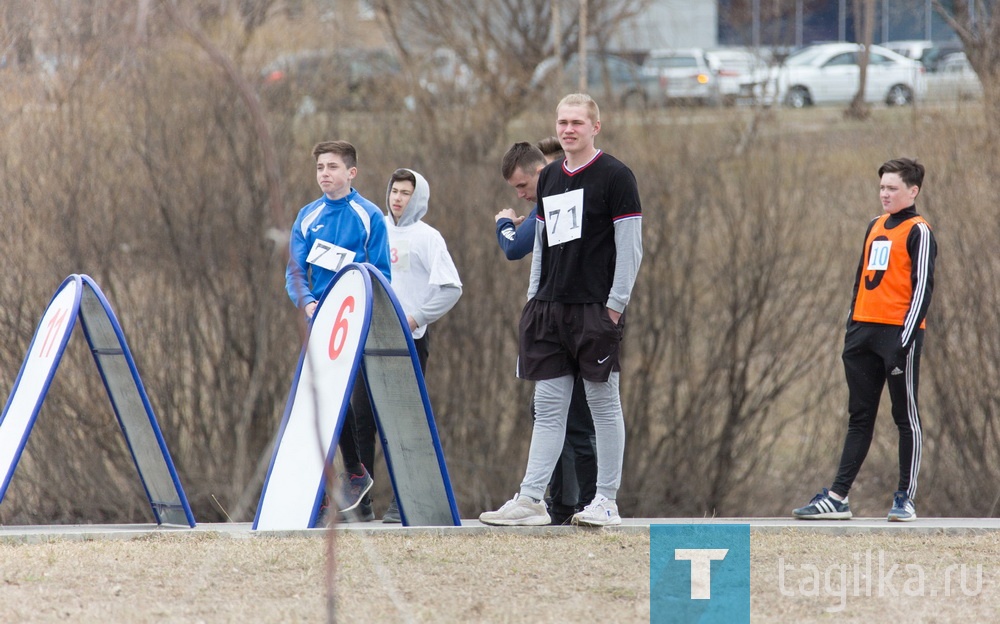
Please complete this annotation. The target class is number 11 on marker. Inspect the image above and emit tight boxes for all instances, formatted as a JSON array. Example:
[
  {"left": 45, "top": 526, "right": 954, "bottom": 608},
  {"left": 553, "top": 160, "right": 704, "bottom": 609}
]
[{"left": 39, "top": 308, "right": 69, "bottom": 358}]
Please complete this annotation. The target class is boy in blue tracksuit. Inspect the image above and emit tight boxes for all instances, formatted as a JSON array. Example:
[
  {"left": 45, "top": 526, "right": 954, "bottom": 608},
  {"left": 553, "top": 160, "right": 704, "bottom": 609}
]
[{"left": 285, "top": 140, "right": 391, "bottom": 521}]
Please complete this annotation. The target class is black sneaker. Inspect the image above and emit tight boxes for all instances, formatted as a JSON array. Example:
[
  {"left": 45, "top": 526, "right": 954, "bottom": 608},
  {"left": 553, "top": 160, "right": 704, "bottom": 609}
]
[
  {"left": 339, "top": 497, "right": 375, "bottom": 523},
  {"left": 793, "top": 488, "right": 852, "bottom": 520},
  {"left": 336, "top": 466, "right": 374, "bottom": 513},
  {"left": 549, "top": 504, "right": 576, "bottom": 525},
  {"left": 382, "top": 498, "right": 401, "bottom": 523}
]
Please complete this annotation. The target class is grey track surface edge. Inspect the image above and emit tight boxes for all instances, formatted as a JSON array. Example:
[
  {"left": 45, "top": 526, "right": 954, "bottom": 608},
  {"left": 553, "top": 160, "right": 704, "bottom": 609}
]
[{"left": 3, "top": 518, "right": 1000, "bottom": 543}]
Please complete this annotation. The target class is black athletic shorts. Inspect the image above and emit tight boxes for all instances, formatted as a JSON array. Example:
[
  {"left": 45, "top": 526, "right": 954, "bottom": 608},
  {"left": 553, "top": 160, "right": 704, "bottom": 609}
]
[{"left": 517, "top": 299, "right": 623, "bottom": 382}]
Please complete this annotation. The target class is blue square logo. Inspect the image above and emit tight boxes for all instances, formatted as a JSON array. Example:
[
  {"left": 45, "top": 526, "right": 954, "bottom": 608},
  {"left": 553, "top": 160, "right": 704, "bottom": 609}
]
[{"left": 650, "top": 524, "right": 750, "bottom": 623}]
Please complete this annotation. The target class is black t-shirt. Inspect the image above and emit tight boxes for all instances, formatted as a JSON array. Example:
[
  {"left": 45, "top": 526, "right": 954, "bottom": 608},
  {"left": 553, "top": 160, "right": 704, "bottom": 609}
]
[{"left": 535, "top": 151, "right": 641, "bottom": 303}]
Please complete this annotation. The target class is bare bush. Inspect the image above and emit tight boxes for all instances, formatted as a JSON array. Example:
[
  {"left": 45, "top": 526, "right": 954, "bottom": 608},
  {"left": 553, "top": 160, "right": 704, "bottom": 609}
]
[
  {"left": 606, "top": 121, "right": 849, "bottom": 516},
  {"left": 919, "top": 142, "right": 1000, "bottom": 516},
  {"left": 0, "top": 2, "right": 998, "bottom": 526}
]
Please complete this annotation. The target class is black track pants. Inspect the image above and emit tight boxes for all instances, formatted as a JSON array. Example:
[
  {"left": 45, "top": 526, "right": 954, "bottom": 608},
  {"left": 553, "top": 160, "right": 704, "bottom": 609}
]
[{"left": 831, "top": 323, "right": 924, "bottom": 500}]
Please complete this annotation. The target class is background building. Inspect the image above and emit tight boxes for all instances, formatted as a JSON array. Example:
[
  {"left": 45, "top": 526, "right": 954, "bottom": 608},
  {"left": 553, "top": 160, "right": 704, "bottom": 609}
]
[{"left": 614, "top": 0, "right": 958, "bottom": 54}]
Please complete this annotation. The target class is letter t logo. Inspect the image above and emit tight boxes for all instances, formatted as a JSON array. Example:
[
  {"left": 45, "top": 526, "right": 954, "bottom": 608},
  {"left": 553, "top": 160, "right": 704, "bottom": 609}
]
[{"left": 675, "top": 549, "right": 729, "bottom": 599}]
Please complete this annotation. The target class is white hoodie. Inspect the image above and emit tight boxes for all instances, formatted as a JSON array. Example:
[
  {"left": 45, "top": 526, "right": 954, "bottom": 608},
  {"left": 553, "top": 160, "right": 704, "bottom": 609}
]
[{"left": 384, "top": 169, "right": 463, "bottom": 339}]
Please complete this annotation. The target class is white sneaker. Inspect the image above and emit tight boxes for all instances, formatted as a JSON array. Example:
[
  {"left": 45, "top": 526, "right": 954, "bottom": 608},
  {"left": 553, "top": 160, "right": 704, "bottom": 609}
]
[
  {"left": 479, "top": 494, "right": 551, "bottom": 526},
  {"left": 572, "top": 495, "right": 622, "bottom": 527}
]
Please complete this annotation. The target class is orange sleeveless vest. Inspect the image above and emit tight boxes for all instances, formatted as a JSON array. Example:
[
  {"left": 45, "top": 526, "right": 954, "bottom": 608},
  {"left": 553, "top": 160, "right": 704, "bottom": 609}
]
[{"left": 852, "top": 214, "right": 929, "bottom": 328}]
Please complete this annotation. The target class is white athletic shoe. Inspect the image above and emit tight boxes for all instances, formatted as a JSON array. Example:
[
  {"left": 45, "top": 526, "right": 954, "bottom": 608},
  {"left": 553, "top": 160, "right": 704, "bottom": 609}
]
[
  {"left": 479, "top": 494, "right": 551, "bottom": 526},
  {"left": 572, "top": 495, "right": 622, "bottom": 527}
]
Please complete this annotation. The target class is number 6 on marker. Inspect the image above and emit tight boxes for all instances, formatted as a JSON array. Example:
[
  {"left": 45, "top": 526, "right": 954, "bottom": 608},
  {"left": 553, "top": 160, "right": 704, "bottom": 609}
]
[{"left": 328, "top": 296, "right": 355, "bottom": 360}]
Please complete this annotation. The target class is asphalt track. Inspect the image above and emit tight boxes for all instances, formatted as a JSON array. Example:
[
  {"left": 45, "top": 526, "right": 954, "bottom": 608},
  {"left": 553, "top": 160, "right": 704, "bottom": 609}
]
[{"left": 3, "top": 517, "right": 999, "bottom": 543}]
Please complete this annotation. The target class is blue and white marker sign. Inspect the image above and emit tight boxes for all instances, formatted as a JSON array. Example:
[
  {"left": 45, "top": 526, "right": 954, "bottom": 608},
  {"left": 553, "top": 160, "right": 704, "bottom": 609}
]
[
  {"left": 254, "top": 263, "right": 459, "bottom": 530},
  {"left": 254, "top": 267, "right": 371, "bottom": 530},
  {"left": 0, "top": 275, "right": 195, "bottom": 527}
]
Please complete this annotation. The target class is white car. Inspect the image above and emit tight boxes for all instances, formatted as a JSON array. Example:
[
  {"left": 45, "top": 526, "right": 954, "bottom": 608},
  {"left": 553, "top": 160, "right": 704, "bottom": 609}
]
[
  {"left": 883, "top": 39, "right": 963, "bottom": 72},
  {"left": 925, "top": 52, "right": 982, "bottom": 100},
  {"left": 761, "top": 43, "right": 926, "bottom": 108},
  {"left": 705, "top": 47, "right": 772, "bottom": 105}
]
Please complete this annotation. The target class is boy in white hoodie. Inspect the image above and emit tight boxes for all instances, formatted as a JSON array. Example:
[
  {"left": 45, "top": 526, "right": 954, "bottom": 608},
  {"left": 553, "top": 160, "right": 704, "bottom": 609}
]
[{"left": 379, "top": 167, "right": 463, "bottom": 522}]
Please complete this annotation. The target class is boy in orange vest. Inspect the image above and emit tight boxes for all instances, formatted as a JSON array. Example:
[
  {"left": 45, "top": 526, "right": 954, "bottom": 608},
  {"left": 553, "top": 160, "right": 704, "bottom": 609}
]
[{"left": 794, "top": 158, "right": 937, "bottom": 522}]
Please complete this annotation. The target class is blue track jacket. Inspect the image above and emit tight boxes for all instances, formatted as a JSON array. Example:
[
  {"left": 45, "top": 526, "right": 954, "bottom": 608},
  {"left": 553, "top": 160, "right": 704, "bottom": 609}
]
[{"left": 285, "top": 189, "right": 392, "bottom": 307}]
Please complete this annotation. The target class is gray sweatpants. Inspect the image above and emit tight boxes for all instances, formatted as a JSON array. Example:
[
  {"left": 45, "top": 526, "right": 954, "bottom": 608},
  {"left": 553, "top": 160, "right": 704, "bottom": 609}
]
[{"left": 519, "top": 373, "right": 625, "bottom": 502}]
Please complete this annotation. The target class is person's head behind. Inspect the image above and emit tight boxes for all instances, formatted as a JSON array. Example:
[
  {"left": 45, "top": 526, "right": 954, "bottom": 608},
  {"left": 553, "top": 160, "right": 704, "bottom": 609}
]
[
  {"left": 535, "top": 136, "right": 564, "bottom": 164},
  {"left": 312, "top": 140, "right": 358, "bottom": 200},
  {"left": 501, "top": 142, "right": 547, "bottom": 203},
  {"left": 388, "top": 168, "right": 417, "bottom": 222},
  {"left": 877, "top": 158, "right": 924, "bottom": 214}
]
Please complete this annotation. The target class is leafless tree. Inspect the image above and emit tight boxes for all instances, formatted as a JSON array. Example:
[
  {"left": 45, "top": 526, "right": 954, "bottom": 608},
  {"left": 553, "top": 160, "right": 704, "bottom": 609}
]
[
  {"left": 934, "top": 0, "right": 1000, "bottom": 135},
  {"left": 1, "top": 0, "right": 37, "bottom": 68},
  {"left": 845, "top": 0, "right": 876, "bottom": 120},
  {"left": 920, "top": 151, "right": 1000, "bottom": 516},
  {"left": 619, "top": 129, "right": 846, "bottom": 516},
  {"left": 370, "top": 0, "right": 648, "bottom": 159}
]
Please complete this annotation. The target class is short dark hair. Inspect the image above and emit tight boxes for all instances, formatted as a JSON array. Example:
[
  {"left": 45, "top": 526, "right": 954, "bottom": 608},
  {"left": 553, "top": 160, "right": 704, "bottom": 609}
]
[
  {"left": 878, "top": 158, "right": 924, "bottom": 189},
  {"left": 501, "top": 142, "right": 547, "bottom": 181},
  {"left": 312, "top": 140, "right": 357, "bottom": 169},
  {"left": 390, "top": 168, "right": 417, "bottom": 186},
  {"left": 535, "top": 136, "right": 564, "bottom": 160}
]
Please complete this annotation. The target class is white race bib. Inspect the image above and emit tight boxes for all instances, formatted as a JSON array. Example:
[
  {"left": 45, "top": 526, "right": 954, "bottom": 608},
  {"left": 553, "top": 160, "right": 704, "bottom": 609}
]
[
  {"left": 391, "top": 240, "right": 411, "bottom": 272},
  {"left": 867, "top": 240, "right": 891, "bottom": 271},
  {"left": 307, "top": 239, "right": 356, "bottom": 272},
  {"left": 542, "top": 189, "right": 584, "bottom": 246}
]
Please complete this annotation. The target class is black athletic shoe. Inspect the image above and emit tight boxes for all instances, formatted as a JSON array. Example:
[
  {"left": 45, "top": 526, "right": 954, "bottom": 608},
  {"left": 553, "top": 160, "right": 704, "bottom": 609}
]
[
  {"left": 382, "top": 498, "right": 401, "bottom": 523},
  {"left": 336, "top": 466, "right": 374, "bottom": 513},
  {"left": 339, "top": 498, "right": 375, "bottom": 523},
  {"left": 549, "top": 504, "right": 576, "bottom": 525}
]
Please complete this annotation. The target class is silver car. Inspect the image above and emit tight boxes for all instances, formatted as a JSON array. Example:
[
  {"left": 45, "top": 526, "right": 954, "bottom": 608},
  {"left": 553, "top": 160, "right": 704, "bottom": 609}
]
[{"left": 642, "top": 48, "right": 720, "bottom": 106}]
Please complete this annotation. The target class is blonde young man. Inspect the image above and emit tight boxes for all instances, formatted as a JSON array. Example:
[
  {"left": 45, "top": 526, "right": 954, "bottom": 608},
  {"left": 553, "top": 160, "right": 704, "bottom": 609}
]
[
  {"left": 480, "top": 94, "right": 643, "bottom": 527},
  {"left": 493, "top": 141, "right": 599, "bottom": 525}
]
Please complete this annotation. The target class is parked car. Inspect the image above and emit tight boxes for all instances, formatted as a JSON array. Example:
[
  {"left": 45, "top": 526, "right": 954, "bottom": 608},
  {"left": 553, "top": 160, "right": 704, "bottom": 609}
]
[
  {"left": 641, "top": 48, "right": 719, "bottom": 106},
  {"left": 260, "top": 48, "right": 406, "bottom": 114},
  {"left": 756, "top": 43, "right": 925, "bottom": 108},
  {"left": 925, "top": 52, "right": 982, "bottom": 100},
  {"left": 883, "top": 39, "right": 963, "bottom": 72},
  {"left": 417, "top": 47, "right": 480, "bottom": 103},
  {"left": 704, "top": 47, "right": 772, "bottom": 105},
  {"left": 532, "top": 53, "right": 658, "bottom": 109}
]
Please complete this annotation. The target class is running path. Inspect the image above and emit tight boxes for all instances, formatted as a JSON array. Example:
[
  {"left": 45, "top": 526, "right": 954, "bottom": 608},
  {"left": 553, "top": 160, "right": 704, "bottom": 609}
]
[{"left": 2, "top": 517, "right": 999, "bottom": 543}]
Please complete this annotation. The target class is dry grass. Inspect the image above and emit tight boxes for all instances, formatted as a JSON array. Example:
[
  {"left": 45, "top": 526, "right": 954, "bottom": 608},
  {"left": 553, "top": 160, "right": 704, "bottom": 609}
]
[
  {"left": 2, "top": 529, "right": 999, "bottom": 622},
  {"left": 0, "top": 531, "right": 649, "bottom": 623}
]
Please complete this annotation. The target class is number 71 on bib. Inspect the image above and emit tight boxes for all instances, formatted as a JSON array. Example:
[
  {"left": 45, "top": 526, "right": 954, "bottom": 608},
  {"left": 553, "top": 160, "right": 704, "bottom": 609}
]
[{"left": 542, "top": 189, "right": 584, "bottom": 246}]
